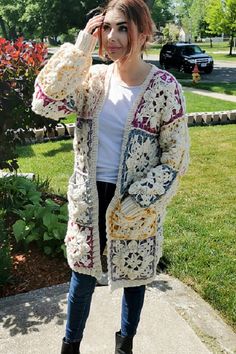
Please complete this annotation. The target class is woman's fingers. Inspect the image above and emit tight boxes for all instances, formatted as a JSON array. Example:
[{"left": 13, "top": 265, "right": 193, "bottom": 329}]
[{"left": 84, "top": 14, "right": 104, "bottom": 35}]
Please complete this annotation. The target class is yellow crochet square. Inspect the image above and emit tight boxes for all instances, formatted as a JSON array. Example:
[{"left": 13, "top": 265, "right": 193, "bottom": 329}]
[{"left": 108, "top": 201, "right": 157, "bottom": 241}]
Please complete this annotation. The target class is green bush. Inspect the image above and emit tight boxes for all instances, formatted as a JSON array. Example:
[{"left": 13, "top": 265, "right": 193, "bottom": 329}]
[
  {"left": 0, "top": 175, "right": 68, "bottom": 258},
  {"left": 0, "top": 209, "right": 12, "bottom": 286}
]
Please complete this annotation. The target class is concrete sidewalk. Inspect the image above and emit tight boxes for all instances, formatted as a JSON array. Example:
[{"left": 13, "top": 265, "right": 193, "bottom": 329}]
[
  {"left": 0, "top": 274, "right": 235, "bottom": 354},
  {"left": 182, "top": 86, "right": 236, "bottom": 103}
]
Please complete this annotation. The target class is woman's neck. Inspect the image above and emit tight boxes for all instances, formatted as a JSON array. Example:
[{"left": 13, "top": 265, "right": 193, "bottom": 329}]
[{"left": 113, "top": 56, "right": 151, "bottom": 87}]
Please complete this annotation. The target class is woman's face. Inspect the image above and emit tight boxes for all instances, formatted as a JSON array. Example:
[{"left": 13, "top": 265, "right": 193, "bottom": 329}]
[{"left": 101, "top": 8, "right": 143, "bottom": 62}]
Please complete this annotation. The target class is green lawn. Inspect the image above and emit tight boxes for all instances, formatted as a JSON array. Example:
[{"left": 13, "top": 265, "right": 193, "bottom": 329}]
[
  {"left": 181, "top": 82, "right": 236, "bottom": 96},
  {"left": 16, "top": 141, "right": 74, "bottom": 196},
  {"left": 16, "top": 125, "right": 236, "bottom": 329},
  {"left": 164, "top": 124, "right": 236, "bottom": 330},
  {"left": 211, "top": 53, "right": 236, "bottom": 62},
  {"left": 184, "top": 92, "right": 236, "bottom": 113}
]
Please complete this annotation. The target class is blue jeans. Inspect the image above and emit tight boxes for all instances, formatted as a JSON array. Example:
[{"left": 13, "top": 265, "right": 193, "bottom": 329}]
[{"left": 65, "top": 182, "right": 146, "bottom": 343}]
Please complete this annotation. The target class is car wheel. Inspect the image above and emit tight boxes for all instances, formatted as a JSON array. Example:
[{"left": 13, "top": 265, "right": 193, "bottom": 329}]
[{"left": 204, "top": 67, "right": 213, "bottom": 74}]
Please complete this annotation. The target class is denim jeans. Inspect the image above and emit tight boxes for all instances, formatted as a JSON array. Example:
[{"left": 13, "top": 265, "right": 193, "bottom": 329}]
[{"left": 65, "top": 181, "right": 146, "bottom": 343}]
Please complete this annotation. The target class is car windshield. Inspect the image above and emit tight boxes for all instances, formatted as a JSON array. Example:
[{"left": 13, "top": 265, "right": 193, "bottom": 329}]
[{"left": 182, "top": 46, "right": 203, "bottom": 55}]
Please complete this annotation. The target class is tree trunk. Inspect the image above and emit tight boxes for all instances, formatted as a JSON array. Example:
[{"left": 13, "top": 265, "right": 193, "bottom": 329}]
[
  {"left": 0, "top": 16, "right": 8, "bottom": 39},
  {"left": 9, "top": 26, "right": 17, "bottom": 40},
  {"left": 229, "top": 33, "right": 234, "bottom": 56}
]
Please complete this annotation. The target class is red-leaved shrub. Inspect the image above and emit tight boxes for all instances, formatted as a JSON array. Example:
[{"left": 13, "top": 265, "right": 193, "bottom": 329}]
[{"left": 0, "top": 37, "right": 54, "bottom": 171}]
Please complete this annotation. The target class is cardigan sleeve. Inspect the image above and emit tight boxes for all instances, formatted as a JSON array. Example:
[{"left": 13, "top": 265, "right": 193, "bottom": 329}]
[
  {"left": 31, "top": 31, "right": 97, "bottom": 120},
  {"left": 127, "top": 79, "right": 190, "bottom": 211}
]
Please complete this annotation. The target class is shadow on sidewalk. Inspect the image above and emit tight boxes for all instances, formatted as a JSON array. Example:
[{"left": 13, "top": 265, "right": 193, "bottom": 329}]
[
  {"left": 0, "top": 284, "right": 68, "bottom": 337},
  {"left": 148, "top": 278, "right": 173, "bottom": 293},
  {"left": 1, "top": 275, "right": 174, "bottom": 337}
]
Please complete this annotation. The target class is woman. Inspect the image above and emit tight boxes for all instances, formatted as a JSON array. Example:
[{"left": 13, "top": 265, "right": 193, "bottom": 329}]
[{"left": 32, "top": 0, "right": 189, "bottom": 353}]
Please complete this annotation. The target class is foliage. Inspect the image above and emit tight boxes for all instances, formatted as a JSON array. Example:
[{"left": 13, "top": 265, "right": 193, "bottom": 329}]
[
  {"left": 151, "top": 0, "right": 173, "bottom": 28},
  {"left": 59, "top": 28, "right": 78, "bottom": 44},
  {"left": 174, "top": 0, "right": 210, "bottom": 40},
  {"left": 0, "top": 37, "right": 56, "bottom": 171},
  {"left": 0, "top": 209, "right": 12, "bottom": 286},
  {"left": 205, "top": 0, "right": 236, "bottom": 55},
  {"left": 0, "top": 175, "right": 68, "bottom": 258},
  {"left": 0, "top": 0, "right": 104, "bottom": 40},
  {"left": 0, "top": 174, "right": 50, "bottom": 211},
  {"left": 163, "top": 23, "right": 180, "bottom": 42}
]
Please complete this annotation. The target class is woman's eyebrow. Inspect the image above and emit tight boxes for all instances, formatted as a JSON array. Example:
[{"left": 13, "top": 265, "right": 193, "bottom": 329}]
[{"left": 103, "top": 21, "right": 127, "bottom": 25}]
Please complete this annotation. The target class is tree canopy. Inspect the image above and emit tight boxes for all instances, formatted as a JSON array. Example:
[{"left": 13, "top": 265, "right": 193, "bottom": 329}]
[
  {"left": 0, "top": 0, "right": 104, "bottom": 40},
  {"left": 0, "top": 0, "right": 235, "bottom": 53},
  {"left": 151, "top": 0, "right": 174, "bottom": 29},
  {"left": 205, "top": 0, "right": 236, "bottom": 54}
]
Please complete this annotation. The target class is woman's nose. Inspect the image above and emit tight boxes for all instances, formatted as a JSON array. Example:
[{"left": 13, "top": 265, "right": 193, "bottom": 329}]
[{"left": 107, "top": 28, "right": 116, "bottom": 40}]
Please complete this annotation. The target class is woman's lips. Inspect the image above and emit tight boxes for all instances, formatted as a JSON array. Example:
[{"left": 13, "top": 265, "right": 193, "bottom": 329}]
[{"left": 107, "top": 46, "right": 121, "bottom": 52}]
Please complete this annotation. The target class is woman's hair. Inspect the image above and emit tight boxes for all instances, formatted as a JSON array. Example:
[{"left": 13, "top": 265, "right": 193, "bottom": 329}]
[{"left": 98, "top": 0, "right": 154, "bottom": 61}]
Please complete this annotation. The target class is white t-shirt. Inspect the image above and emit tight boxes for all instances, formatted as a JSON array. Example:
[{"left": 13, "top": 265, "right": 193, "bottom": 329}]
[{"left": 96, "top": 75, "right": 142, "bottom": 184}]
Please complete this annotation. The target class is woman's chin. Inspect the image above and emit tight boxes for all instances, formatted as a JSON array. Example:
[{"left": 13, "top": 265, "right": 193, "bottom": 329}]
[{"left": 106, "top": 52, "right": 124, "bottom": 62}]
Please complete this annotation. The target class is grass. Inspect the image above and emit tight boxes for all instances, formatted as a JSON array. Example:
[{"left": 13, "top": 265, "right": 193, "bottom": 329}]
[
  {"left": 16, "top": 141, "right": 74, "bottom": 195},
  {"left": 16, "top": 125, "right": 236, "bottom": 329},
  {"left": 211, "top": 53, "right": 236, "bottom": 62},
  {"left": 180, "top": 82, "right": 236, "bottom": 96},
  {"left": 164, "top": 124, "right": 236, "bottom": 330},
  {"left": 184, "top": 92, "right": 236, "bottom": 113}
]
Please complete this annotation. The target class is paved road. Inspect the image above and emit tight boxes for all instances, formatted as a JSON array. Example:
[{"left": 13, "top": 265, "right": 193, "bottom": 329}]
[{"left": 202, "top": 60, "right": 236, "bottom": 83}]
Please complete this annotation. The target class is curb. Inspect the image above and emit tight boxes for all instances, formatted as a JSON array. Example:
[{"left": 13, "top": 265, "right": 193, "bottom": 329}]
[{"left": 187, "top": 109, "right": 236, "bottom": 126}]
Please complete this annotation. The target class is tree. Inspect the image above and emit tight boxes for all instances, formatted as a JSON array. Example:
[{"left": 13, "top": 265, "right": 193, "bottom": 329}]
[
  {"left": 189, "top": 0, "right": 209, "bottom": 39},
  {"left": 173, "top": 0, "right": 194, "bottom": 40},
  {"left": 163, "top": 23, "right": 180, "bottom": 42},
  {"left": 0, "top": 0, "right": 25, "bottom": 39},
  {"left": 151, "top": 0, "right": 173, "bottom": 29},
  {"left": 0, "top": 0, "right": 104, "bottom": 40},
  {"left": 205, "top": 0, "right": 236, "bottom": 55}
]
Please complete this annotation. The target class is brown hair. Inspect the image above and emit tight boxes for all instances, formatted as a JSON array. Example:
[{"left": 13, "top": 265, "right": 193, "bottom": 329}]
[{"left": 98, "top": 0, "right": 154, "bottom": 61}]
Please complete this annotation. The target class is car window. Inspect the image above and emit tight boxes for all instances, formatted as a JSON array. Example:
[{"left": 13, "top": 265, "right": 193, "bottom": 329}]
[
  {"left": 162, "top": 45, "right": 173, "bottom": 52},
  {"left": 182, "top": 46, "right": 203, "bottom": 55}
]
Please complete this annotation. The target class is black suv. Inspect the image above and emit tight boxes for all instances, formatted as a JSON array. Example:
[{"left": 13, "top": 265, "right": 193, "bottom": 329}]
[{"left": 159, "top": 43, "right": 214, "bottom": 74}]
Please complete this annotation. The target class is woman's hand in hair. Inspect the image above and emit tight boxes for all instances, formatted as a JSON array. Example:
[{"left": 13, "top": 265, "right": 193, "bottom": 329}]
[{"left": 84, "top": 14, "right": 104, "bottom": 37}]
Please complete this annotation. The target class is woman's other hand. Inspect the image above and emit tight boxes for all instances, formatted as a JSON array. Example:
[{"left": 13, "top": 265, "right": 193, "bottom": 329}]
[{"left": 84, "top": 14, "right": 104, "bottom": 37}]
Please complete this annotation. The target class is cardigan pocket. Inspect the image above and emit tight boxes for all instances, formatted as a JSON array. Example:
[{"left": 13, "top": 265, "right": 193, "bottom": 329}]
[
  {"left": 107, "top": 199, "right": 157, "bottom": 241},
  {"left": 67, "top": 176, "right": 92, "bottom": 226}
]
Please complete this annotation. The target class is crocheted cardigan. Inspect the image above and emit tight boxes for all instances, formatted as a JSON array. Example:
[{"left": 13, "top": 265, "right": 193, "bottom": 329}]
[{"left": 32, "top": 31, "right": 190, "bottom": 291}]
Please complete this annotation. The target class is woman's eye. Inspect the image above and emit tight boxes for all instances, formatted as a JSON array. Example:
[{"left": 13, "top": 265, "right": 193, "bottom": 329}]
[
  {"left": 102, "top": 24, "right": 110, "bottom": 31},
  {"left": 119, "top": 25, "right": 128, "bottom": 32}
]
